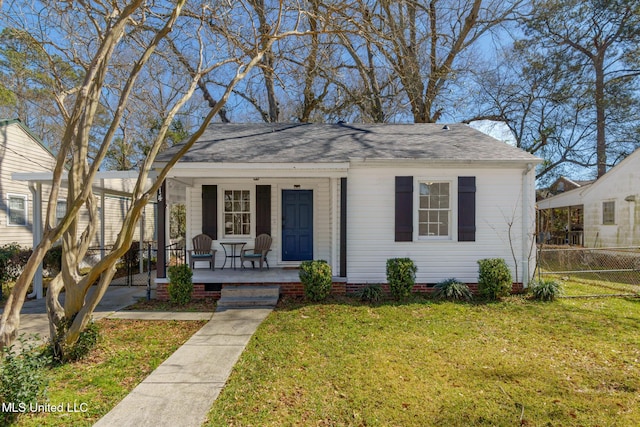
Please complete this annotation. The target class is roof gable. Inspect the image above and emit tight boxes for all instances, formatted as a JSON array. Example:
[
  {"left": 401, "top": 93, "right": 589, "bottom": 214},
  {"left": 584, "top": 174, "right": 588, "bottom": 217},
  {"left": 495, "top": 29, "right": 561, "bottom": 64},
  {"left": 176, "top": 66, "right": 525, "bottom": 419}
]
[
  {"left": 581, "top": 148, "right": 640, "bottom": 197},
  {"left": 157, "top": 123, "right": 540, "bottom": 165},
  {"left": 0, "top": 119, "right": 56, "bottom": 160}
]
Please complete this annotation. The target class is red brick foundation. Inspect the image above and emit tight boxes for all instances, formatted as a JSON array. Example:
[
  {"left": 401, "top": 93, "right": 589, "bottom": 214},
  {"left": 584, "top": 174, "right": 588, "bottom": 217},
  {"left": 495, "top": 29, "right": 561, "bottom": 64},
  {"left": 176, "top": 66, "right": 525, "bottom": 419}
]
[
  {"left": 156, "top": 281, "right": 523, "bottom": 301},
  {"left": 156, "top": 281, "right": 346, "bottom": 301},
  {"left": 345, "top": 282, "right": 524, "bottom": 296}
]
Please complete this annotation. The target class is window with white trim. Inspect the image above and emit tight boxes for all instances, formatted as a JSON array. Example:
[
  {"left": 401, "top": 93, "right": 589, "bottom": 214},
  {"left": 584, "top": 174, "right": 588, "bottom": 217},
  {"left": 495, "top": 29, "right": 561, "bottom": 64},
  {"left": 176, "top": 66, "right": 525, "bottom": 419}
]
[
  {"left": 7, "top": 194, "right": 27, "bottom": 226},
  {"left": 224, "top": 189, "right": 251, "bottom": 236},
  {"left": 418, "top": 181, "right": 450, "bottom": 237},
  {"left": 56, "top": 200, "right": 67, "bottom": 224},
  {"left": 602, "top": 201, "right": 615, "bottom": 225}
]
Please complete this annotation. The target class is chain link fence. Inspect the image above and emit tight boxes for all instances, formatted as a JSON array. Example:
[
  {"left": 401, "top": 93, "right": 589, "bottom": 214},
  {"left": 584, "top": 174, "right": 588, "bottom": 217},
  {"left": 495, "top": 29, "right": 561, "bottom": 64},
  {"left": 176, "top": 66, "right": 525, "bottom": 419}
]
[{"left": 537, "top": 245, "right": 640, "bottom": 294}]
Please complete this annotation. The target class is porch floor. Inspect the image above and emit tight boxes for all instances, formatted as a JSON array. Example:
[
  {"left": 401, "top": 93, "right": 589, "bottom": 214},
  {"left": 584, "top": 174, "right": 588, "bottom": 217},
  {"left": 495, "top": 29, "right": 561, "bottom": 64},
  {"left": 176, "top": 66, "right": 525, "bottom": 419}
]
[{"left": 171, "top": 267, "right": 346, "bottom": 284}]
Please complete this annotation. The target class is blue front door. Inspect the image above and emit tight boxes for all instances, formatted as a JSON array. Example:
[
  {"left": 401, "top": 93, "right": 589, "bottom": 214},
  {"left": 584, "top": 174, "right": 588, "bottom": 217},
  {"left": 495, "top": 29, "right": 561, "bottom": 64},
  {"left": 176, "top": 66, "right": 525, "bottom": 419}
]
[{"left": 282, "top": 190, "right": 313, "bottom": 261}]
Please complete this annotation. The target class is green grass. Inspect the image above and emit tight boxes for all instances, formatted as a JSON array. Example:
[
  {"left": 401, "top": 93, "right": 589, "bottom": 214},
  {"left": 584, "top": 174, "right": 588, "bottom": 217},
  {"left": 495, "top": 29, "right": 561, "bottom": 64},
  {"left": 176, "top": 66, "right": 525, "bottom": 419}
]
[
  {"left": 542, "top": 274, "right": 640, "bottom": 297},
  {"left": 207, "top": 292, "right": 640, "bottom": 426},
  {"left": 14, "top": 319, "right": 206, "bottom": 426},
  {"left": 125, "top": 297, "right": 217, "bottom": 312}
]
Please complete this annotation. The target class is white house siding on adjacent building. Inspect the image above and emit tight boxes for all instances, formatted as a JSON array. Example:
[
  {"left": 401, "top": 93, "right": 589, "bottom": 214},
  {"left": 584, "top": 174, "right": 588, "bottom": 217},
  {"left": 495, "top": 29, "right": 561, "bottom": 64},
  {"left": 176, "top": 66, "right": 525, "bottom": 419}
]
[
  {"left": 93, "top": 195, "right": 156, "bottom": 248},
  {"left": 3, "top": 120, "right": 156, "bottom": 252},
  {"left": 186, "top": 177, "right": 336, "bottom": 269},
  {"left": 0, "top": 120, "right": 57, "bottom": 247},
  {"left": 582, "top": 151, "right": 640, "bottom": 248},
  {"left": 347, "top": 163, "right": 535, "bottom": 284}
]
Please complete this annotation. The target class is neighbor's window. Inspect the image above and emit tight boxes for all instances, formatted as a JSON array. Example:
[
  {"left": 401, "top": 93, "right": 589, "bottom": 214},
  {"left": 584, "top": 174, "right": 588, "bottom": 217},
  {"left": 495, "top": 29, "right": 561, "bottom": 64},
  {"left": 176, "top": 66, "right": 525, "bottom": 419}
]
[
  {"left": 56, "top": 200, "right": 67, "bottom": 224},
  {"left": 418, "top": 182, "right": 450, "bottom": 237},
  {"left": 602, "top": 201, "right": 615, "bottom": 225},
  {"left": 7, "top": 194, "right": 27, "bottom": 226},
  {"left": 224, "top": 190, "right": 250, "bottom": 235}
]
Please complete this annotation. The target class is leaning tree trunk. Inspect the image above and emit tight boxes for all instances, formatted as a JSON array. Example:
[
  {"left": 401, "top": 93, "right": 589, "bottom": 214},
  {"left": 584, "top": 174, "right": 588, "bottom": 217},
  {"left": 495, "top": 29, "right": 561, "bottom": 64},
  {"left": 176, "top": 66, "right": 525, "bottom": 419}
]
[{"left": 0, "top": 241, "right": 53, "bottom": 349}]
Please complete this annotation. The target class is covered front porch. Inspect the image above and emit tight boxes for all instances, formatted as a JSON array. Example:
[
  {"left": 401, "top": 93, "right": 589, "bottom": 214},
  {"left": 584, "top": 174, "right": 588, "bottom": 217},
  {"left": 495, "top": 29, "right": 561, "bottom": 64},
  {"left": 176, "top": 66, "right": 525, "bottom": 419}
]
[{"left": 153, "top": 166, "right": 349, "bottom": 287}]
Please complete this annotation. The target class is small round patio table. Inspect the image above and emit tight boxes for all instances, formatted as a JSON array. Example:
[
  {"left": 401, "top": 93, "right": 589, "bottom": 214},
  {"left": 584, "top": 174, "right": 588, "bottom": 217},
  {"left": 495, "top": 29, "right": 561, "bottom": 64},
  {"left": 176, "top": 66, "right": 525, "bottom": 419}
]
[{"left": 220, "top": 241, "right": 246, "bottom": 270}]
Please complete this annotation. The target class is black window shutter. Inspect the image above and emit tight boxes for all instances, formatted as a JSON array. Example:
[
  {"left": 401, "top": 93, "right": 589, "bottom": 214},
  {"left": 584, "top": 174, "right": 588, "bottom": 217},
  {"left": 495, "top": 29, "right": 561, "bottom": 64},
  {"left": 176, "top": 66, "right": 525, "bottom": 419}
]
[
  {"left": 256, "top": 185, "right": 271, "bottom": 236},
  {"left": 458, "top": 177, "right": 476, "bottom": 242},
  {"left": 340, "top": 177, "right": 347, "bottom": 277},
  {"left": 395, "top": 176, "right": 413, "bottom": 242},
  {"left": 202, "top": 185, "right": 217, "bottom": 239}
]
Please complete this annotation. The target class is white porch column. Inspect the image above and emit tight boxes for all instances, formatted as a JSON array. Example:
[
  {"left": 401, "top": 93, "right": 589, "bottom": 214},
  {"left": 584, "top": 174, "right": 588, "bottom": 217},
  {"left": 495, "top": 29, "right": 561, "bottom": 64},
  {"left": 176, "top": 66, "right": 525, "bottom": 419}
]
[
  {"left": 139, "top": 207, "right": 145, "bottom": 274},
  {"left": 100, "top": 179, "right": 106, "bottom": 259},
  {"left": 330, "top": 177, "right": 339, "bottom": 275},
  {"left": 29, "top": 182, "right": 43, "bottom": 299}
]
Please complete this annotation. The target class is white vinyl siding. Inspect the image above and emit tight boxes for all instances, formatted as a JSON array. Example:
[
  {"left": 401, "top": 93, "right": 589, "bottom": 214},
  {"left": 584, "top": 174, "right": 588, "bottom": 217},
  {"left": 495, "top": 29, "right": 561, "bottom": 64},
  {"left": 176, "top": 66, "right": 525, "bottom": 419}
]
[
  {"left": 347, "top": 164, "right": 534, "bottom": 284},
  {"left": 0, "top": 123, "right": 57, "bottom": 246},
  {"left": 2, "top": 122, "right": 156, "bottom": 252},
  {"left": 85, "top": 195, "right": 156, "bottom": 248},
  {"left": 581, "top": 150, "right": 640, "bottom": 247}
]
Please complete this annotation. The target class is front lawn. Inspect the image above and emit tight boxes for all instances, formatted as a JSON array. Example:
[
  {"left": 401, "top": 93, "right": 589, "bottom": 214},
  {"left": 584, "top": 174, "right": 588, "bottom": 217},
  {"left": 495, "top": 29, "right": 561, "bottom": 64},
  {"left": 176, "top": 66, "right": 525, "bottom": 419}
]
[
  {"left": 13, "top": 319, "right": 206, "bottom": 427},
  {"left": 207, "top": 292, "right": 640, "bottom": 426}
]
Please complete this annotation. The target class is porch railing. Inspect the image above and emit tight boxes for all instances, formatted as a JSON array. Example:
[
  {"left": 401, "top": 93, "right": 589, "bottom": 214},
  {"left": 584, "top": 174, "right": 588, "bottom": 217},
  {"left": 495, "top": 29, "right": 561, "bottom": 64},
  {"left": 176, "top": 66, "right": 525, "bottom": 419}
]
[{"left": 164, "top": 242, "right": 187, "bottom": 269}]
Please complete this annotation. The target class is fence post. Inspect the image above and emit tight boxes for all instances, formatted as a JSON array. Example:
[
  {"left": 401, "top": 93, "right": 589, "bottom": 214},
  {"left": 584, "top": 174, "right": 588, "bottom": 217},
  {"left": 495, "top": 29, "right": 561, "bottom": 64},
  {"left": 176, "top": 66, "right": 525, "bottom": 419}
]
[{"left": 147, "top": 242, "right": 152, "bottom": 301}]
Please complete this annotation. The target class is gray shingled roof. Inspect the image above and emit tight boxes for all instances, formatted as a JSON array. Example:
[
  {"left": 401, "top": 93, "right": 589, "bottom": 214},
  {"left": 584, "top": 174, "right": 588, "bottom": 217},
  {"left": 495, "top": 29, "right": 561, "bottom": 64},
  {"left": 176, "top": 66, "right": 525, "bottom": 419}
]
[{"left": 156, "top": 123, "right": 539, "bottom": 164}]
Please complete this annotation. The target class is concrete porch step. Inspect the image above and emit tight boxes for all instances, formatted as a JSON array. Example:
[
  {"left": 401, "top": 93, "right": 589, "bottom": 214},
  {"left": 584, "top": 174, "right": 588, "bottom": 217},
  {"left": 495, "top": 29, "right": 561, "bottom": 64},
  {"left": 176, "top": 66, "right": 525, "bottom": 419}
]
[{"left": 217, "top": 285, "right": 280, "bottom": 308}]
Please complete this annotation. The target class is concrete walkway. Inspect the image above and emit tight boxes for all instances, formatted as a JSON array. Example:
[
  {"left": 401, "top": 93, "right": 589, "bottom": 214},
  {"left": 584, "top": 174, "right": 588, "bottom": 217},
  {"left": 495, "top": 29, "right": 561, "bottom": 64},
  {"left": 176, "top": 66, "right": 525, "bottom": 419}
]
[
  {"left": 2, "top": 284, "right": 274, "bottom": 426},
  {"left": 95, "top": 306, "right": 272, "bottom": 427}
]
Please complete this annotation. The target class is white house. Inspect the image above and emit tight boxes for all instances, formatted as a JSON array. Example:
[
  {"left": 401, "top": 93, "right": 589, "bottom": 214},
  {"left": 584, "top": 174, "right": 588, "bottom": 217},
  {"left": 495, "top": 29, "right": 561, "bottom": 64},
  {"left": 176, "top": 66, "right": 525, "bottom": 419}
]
[
  {"left": 153, "top": 123, "right": 540, "bottom": 297},
  {"left": 539, "top": 148, "right": 640, "bottom": 248},
  {"left": 2, "top": 119, "right": 157, "bottom": 298},
  {"left": 1, "top": 119, "right": 157, "bottom": 251},
  {"left": 0, "top": 119, "right": 57, "bottom": 247}
]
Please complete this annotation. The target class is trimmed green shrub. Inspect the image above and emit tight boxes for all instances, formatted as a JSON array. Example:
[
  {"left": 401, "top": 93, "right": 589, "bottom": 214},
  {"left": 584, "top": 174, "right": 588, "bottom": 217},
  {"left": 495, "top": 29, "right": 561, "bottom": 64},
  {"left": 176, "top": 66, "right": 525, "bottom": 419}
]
[
  {"left": 354, "top": 284, "right": 383, "bottom": 303},
  {"left": 0, "top": 243, "right": 29, "bottom": 287},
  {"left": 0, "top": 335, "right": 51, "bottom": 425},
  {"left": 433, "top": 278, "right": 473, "bottom": 302},
  {"left": 168, "top": 264, "right": 193, "bottom": 305},
  {"left": 477, "top": 258, "right": 513, "bottom": 300},
  {"left": 300, "top": 260, "right": 332, "bottom": 301},
  {"left": 386, "top": 258, "right": 417, "bottom": 300},
  {"left": 0, "top": 243, "right": 62, "bottom": 294},
  {"left": 530, "top": 278, "right": 562, "bottom": 301}
]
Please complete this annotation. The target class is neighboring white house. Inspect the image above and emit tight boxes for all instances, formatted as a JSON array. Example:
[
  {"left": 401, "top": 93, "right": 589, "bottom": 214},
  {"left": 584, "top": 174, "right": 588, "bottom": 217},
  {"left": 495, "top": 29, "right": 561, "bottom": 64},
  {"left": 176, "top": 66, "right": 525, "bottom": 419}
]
[
  {"left": 1, "top": 119, "right": 157, "bottom": 250},
  {"left": 2, "top": 119, "right": 158, "bottom": 298},
  {"left": 0, "top": 119, "right": 57, "bottom": 247},
  {"left": 537, "top": 148, "right": 640, "bottom": 248},
  {"left": 153, "top": 123, "right": 541, "bottom": 292}
]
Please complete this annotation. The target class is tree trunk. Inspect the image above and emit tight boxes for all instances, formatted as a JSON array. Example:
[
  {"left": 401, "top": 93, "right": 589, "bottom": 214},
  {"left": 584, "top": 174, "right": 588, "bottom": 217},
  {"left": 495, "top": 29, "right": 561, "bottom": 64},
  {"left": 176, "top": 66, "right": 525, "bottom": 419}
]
[
  {"left": 594, "top": 53, "right": 607, "bottom": 178},
  {"left": 0, "top": 241, "right": 53, "bottom": 350}
]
